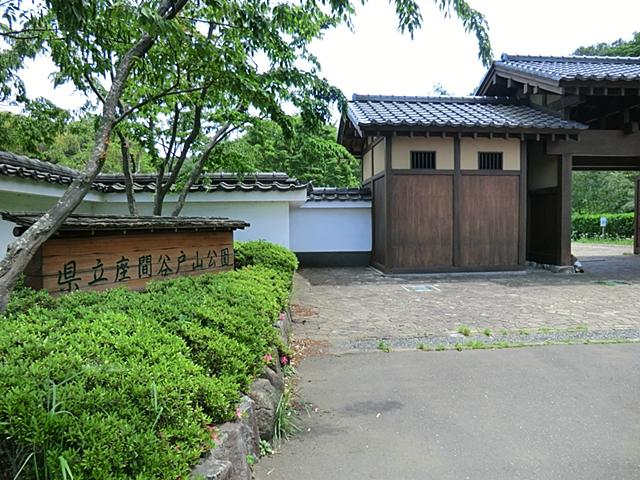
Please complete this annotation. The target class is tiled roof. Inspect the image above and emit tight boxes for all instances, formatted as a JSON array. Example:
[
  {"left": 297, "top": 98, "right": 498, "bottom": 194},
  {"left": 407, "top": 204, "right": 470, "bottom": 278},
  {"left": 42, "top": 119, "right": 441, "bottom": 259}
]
[
  {"left": 307, "top": 187, "right": 371, "bottom": 202},
  {"left": 348, "top": 95, "right": 587, "bottom": 131},
  {"left": 2, "top": 212, "right": 249, "bottom": 231},
  {"left": 0, "top": 151, "right": 78, "bottom": 188},
  {"left": 0, "top": 151, "right": 307, "bottom": 193},
  {"left": 496, "top": 54, "right": 640, "bottom": 82}
]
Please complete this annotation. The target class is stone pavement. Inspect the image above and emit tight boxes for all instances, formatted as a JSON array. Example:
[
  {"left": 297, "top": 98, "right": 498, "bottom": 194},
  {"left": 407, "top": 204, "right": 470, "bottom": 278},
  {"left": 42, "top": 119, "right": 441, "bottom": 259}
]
[{"left": 291, "top": 243, "right": 640, "bottom": 351}]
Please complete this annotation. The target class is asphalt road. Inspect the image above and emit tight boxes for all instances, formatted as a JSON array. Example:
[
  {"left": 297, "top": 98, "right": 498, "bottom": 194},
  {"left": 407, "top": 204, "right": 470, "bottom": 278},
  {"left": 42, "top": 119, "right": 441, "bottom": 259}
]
[{"left": 254, "top": 344, "right": 640, "bottom": 480}]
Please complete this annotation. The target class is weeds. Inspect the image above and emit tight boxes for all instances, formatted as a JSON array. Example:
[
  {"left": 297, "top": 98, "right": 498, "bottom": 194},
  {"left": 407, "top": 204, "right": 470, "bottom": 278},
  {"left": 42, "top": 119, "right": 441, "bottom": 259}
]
[
  {"left": 377, "top": 340, "right": 390, "bottom": 352},
  {"left": 259, "top": 440, "right": 273, "bottom": 457},
  {"left": 273, "top": 386, "right": 300, "bottom": 447},
  {"left": 457, "top": 325, "right": 471, "bottom": 336},
  {"left": 483, "top": 328, "right": 492, "bottom": 337}
]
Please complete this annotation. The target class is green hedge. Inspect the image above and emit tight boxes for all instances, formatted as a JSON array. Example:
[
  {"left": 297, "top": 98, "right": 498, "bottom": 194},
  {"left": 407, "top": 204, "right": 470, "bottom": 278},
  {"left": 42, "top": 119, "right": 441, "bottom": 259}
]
[
  {"left": 235, "top": 240, "right": 298, "bottom": 289},
  {"left": 0, "top": 245, "right": 296, "bottom": 479},
  {"left": 572, "top": 212, "right": 635, "bottom": 239}
]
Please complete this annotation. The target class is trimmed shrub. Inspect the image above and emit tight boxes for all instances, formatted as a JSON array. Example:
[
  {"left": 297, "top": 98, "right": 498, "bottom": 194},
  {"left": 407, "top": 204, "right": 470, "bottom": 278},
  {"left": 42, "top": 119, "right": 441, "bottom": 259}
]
[
  {"left": 0, "top": 253, "right": 294, "bottom": 479},
  {"left": 572, "top": 212, "right": 635, "bottom": 239},
  {"left": 234, "top": 240, "right": 298, "bottom": 289}
]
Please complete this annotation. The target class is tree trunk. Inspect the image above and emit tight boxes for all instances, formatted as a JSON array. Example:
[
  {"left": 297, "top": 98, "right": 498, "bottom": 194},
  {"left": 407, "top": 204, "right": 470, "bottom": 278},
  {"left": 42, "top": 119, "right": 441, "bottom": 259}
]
[
  {"left": 0, "top": 0, "right": 189, "bottom": 312},
  {"left": 117, "top": 130, "right": 138, "bottom": 216},
  {"left": 171, "top": 123, "right": 231, "bottom": 217}
]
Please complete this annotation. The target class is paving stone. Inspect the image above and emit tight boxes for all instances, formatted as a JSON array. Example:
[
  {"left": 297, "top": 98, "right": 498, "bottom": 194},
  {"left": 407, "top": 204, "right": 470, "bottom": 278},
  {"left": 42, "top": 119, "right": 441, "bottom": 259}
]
[{"left": 291, "top": 243, "right": 640, "bottom": 352}]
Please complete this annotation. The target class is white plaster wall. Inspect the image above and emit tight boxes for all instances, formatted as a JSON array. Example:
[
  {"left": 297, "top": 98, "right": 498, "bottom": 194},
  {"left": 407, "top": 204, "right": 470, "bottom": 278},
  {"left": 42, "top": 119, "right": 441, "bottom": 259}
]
[
  {"left": 290, "top": 202, "right": 372, "bottom": 252},
  {"left": 92, "top": 200, "right": 292, "bottom": 247}
]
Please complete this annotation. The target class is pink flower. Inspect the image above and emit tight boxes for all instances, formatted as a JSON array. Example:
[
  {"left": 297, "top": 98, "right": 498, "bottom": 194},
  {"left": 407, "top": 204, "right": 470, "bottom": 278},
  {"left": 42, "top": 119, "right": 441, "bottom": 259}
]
[
  {"left": 236, "top": 407, "right": 243, "bottom": 419},
  {"left": 280, "top": 355, "right": 289, "bottom": 366},
  {"left": 263, "top": 353, "right": 273, "bottom": 364},
  {"left": 279, "top": 312, "right": 286, "bottom": 321}
]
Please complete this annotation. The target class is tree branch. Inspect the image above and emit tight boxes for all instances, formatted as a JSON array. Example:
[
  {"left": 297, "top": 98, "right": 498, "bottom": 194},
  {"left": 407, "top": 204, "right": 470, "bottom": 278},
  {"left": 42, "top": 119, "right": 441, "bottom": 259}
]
[
  {"left": 171, "top": 122, "right": 233, "bottom": 216},
  {"left": 0, "top": 0, "right": 190, "bottom": 312}
]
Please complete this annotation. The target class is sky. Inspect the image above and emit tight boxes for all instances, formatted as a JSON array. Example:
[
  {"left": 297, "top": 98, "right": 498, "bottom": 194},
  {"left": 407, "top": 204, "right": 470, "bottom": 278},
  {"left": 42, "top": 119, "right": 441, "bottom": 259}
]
[{"left": 9, "top": 0, "right": 640, "bottom": 116}]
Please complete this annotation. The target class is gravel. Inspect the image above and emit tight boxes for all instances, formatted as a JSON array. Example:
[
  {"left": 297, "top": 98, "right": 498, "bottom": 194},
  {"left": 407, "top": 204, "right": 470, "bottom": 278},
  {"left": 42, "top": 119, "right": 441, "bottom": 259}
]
[{"left": 347, "top": 328, "right": 640, "bottom": 352}]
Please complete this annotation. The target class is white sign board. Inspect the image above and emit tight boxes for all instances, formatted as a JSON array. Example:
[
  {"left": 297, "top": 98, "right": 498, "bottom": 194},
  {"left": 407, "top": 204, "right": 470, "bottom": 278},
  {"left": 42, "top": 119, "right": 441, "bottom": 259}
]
[{"left": 600, "top": 216, "right": 608, "bottom": 227}]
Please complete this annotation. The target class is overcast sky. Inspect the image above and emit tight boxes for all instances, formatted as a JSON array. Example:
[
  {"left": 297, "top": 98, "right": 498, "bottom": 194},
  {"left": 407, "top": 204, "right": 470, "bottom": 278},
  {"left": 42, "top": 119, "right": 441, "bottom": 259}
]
[{"left": 10, "top": 0, "right": 640, "bottom": 115}]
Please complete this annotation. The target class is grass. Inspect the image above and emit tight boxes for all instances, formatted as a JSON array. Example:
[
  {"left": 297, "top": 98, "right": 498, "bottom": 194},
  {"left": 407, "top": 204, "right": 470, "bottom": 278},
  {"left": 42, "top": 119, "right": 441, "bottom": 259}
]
[
  {"left": 566, "top": 325, "right": 589, "bottom": 333},
  {"left": 273, "top": 386, "right": 300, "bottom": 447},
  {"left": 464, "top": 340, "right": 485, "bottom": 349},
  {"left": 377, "top": 340, "right": 390, "bottom": 353},
  {"left": 573, "top": 237, "right": 633, "bottom": 246},
  {"left": 483, "top": 328, "right": 492, "bottom": 337},
  {"left": 417, "top": 342, "right": 428, "bottom": 351},
  {"left": 457, "top": 325, "right": 472, "bottom": 337}
]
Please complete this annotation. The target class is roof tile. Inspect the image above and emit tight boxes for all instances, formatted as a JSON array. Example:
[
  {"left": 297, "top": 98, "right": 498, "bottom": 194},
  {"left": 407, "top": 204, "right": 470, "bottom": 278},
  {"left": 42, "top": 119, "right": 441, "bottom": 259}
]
[
  {"left": 348, "top": 95, "right": 586, "bottom": 131},
  {"left": 497, "top": 54, "right": 640, "bottom": 83}
]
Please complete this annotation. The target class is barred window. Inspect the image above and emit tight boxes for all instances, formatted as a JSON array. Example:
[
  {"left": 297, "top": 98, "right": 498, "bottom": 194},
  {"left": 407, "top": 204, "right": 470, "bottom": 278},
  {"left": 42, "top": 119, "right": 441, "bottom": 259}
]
[
  {"left": 478, "top": 152, "right": 503, "bottom": 170},
  {"left": 410, "top": 151, "right": 436, "bottom": 169}
]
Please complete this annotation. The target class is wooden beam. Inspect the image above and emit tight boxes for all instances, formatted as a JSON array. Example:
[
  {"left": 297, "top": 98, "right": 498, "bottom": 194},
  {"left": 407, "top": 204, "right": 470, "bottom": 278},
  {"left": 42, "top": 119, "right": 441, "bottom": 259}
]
[{"left": 547, "top": 130, "right": 640, "bottom": 156}]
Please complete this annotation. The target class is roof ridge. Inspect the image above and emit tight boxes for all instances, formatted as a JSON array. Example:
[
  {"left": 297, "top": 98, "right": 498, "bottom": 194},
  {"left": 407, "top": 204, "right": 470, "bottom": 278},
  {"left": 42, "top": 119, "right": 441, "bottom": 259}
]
[
  {"left": 351, "top": 94, "right": 517, "bottom": 104},
  {"left": 500, "top": 53, "right": 640, "bottom": 64},
  {"left": 0, "top": 151, "right": 80, "bottom": 176}
]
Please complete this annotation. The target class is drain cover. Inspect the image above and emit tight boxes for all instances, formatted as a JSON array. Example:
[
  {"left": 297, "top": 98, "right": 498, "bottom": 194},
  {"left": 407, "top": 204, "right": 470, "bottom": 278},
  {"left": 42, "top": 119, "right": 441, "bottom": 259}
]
[{"left": 402, "top": 284, "right": 440, "bottom": 293}]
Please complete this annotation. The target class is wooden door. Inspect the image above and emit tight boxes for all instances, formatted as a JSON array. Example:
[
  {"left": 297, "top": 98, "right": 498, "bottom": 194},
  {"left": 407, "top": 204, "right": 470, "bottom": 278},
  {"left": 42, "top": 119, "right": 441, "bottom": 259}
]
[{"left": 635, "top": 177, "right": 640, "bottom": 255}]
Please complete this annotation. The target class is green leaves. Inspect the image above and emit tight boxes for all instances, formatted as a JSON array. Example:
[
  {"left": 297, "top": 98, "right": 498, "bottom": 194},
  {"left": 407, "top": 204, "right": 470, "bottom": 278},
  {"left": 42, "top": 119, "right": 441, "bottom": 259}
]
[
  {"left": 1, "top": 246, "right": 296, "bottom": 478},
  {"left": 215, "top": 117, "right": 360, "bottom": 187},
  {"left": 574, "top": 32, "right": 640, "bottom": 57}
]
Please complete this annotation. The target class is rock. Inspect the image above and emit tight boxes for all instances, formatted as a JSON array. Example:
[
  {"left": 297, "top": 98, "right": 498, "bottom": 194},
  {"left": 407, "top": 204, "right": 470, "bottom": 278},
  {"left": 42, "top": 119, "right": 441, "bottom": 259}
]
[
  {"left": 237, "top": 396, "right": 260, "bottom": 458},
  {"left": 269, "top": 346, "right": 282, "bottom": 376},
  {"left": 215, "top": 422, "right": 255, "bottom": 480},
  {"left": 249, "top": 377, "right": 282, "bottom": 441},
  {"left": 190, "top": 457, "right": 233, "bottom": 480},
  {"left": 190, "top": 397, "right": 260, "bottom": 480},
  {"left": 260, "top": 366, "right": 285, "bottom": 394},
  {"left": 275, "top": 309, "right": 293, "bottom": 345}
]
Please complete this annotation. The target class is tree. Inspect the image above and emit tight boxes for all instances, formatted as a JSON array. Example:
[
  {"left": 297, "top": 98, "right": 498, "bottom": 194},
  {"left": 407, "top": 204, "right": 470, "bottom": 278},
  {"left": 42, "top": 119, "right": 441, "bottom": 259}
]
[
  {"left": 0, "top": 0, "right": 492, "bottom": 312},
  {"left": 216, "top": 118, "right": 360, "bottom": 187},
  {"left": 572, "top": 171, "right": 635, "bottom": 214},
  {"left": 574, "top": 32, "right": 640, "bottom": 56}
]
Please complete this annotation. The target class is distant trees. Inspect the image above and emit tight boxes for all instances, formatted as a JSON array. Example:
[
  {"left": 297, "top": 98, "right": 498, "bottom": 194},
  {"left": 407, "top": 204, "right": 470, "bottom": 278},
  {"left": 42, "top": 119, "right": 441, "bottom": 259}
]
[
  {"left": 216, "top": 119, "right": 360, "bottom": 187},
  {"left": 574, "top": 32, "right": 640, "bottom": 56},
  {"left": 0, "top": 104, "right": 150, "bottom": 173},
  {"left": 572, "top": 171, "right": 635, "bottom": 214}
]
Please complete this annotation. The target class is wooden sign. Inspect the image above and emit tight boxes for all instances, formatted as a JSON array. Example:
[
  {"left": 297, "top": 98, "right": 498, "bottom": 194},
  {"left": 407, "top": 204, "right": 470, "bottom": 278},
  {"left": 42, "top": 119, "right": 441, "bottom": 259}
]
[{"left": 3, "top": 213, "right": 249, "bottom": 295}]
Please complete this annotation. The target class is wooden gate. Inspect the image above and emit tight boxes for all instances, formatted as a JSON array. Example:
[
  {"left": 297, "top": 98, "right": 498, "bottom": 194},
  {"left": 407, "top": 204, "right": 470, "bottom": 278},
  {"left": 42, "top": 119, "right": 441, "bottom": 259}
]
[{"left": 635, "top": 177, "right": 640, "bottom": 255}]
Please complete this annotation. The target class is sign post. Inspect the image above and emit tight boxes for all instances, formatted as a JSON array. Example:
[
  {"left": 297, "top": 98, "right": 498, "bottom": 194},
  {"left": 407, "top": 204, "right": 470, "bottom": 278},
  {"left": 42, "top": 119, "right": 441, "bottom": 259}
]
[{"left": 600, "top": 216, "right": 608, "bottom": 238}]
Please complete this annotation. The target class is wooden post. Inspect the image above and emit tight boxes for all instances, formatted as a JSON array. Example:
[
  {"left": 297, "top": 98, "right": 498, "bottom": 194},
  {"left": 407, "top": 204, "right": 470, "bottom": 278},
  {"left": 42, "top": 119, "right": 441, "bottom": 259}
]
[
  {"left": 518, "top": 140, "right": 528, "bottom": 265},
  {"left": 453, "top": 136, "right": 461, "bottom": 267},
  {"left": 384, "top": 135, "right": 393, "bottom": 271},
  {"left": 559, "top": 153, "right": 573, "bottom": 266}
]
